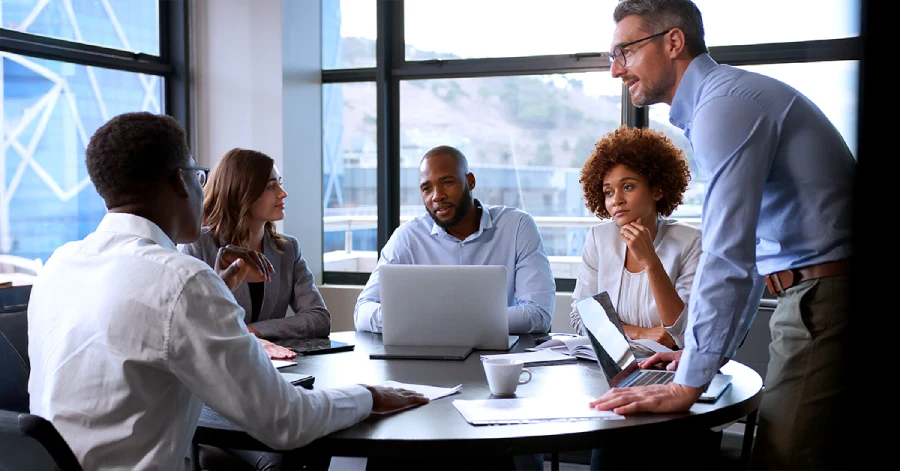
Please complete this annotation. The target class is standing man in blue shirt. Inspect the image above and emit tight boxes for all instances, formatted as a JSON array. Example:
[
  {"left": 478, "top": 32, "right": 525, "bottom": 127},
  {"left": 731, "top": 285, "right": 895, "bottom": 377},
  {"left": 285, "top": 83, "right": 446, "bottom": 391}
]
[
  {"left": 354, "top": 145, "right": 556, "bottom": 336},
  {"left": 588, "top": 1, "right": 854, "bottom": 469}
]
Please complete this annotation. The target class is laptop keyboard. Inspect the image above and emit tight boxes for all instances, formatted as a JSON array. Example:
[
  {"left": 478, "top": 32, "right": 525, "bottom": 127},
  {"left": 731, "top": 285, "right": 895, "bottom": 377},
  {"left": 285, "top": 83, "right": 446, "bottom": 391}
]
[{"left": 624, "top": 370, "right": 673, "bottom": 387}]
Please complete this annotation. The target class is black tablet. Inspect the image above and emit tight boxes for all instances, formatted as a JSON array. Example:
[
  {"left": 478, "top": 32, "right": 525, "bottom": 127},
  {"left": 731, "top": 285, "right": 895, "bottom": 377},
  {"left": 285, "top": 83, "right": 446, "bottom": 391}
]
[
  {"left": 282, "top": 338, "right": 355, "bottom": 355},
  {"left": 369, "top": 345, "right": 473, "bottom": 361}
]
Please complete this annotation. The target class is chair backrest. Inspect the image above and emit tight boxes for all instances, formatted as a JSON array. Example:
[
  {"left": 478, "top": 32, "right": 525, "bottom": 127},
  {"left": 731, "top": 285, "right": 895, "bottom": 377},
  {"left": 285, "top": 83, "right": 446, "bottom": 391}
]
[
  {"left": 0, "top": 288, "right": 30, "bottom": 412},
  {"left": 0, "top": 409, "right": 82, "bottom": 471}
]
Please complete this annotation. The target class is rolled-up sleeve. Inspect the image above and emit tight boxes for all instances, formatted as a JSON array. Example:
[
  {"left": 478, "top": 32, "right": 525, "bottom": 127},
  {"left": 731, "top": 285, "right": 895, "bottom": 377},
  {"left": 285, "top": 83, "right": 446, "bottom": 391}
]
[
  {"left": 168, "top": 271, "right": 372, "bottom": 449},
  {"left": 507, "top": 214, "right": 555, "bottom": 334}
]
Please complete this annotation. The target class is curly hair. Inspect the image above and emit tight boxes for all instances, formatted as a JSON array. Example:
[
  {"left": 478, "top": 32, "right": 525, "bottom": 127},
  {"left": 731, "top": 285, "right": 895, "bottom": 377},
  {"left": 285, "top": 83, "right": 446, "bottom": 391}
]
[
  {"left": 580, "top": 126, "right": 690, "bottom": 219},
  {"left": 85, "top": 112, "right": 189, "bottom": 205}
]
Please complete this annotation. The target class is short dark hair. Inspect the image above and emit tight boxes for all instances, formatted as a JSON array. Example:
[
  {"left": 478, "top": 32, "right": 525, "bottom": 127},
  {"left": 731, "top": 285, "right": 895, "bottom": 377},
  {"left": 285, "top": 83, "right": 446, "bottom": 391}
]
[
  {"left": 421, "top": 145, "right": 469, "bottom": 175},
  {"left": 85, "top": 112, "right": 190, "bottom": 205},
  {"left": 613, "top": 0, "right": 708, "bottom": 57},
  {"left": 580, "top": 126, "right": 690, "bottom": 218}
]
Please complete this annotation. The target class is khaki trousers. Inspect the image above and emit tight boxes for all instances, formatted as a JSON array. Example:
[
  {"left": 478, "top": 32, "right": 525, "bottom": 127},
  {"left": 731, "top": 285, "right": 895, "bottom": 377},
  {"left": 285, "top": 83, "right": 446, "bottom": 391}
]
[{"left": 750, "top": 276, "right": 850, "bottom": 470}]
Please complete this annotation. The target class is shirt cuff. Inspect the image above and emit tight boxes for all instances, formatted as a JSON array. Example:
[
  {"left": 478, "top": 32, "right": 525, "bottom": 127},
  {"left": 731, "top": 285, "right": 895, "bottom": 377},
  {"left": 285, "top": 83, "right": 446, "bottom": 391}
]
[
  {"left": 674, "top": 348, "right": 722, "bottom": 388},
  {"left": 339, "top": 385, "right": 374, "bottom": 420}
]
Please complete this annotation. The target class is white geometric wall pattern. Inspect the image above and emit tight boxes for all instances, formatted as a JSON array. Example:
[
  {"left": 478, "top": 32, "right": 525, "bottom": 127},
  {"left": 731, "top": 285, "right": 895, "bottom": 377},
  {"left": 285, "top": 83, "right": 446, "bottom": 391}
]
[{"left": 1, "top": 0, "right": 160, "bottom": 257}]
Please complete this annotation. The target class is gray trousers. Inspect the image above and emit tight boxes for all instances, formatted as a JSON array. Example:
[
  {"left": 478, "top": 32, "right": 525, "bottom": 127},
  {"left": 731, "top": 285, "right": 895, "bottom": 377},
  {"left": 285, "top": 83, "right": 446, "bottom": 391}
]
[{"left": 750, "top": 276, "right": 850, "bottom": 470}]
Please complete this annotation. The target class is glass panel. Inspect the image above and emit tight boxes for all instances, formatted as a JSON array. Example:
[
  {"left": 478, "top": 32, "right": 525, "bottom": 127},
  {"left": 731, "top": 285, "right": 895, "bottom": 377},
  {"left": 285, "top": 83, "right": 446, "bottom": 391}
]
[
  {"left": 2, "top": 0, "right": 160, "bottom": 55},
  {"left": 322, "top": 82, "right": 378, "bottom": 273},
  {"left": 1, "top": 52, "right": 164, "bottom": 285},
  {"left": 399, "top": 73, "right": 623, "bottom": 279},
  {"left": 694, "top": 0, "right": 859, "bottom": 46},
  {"left": 322, "top": 0, "right": 377, "bottom": 69},
  {"left": 405, "top": 0, "right": 618, "bottom": 60},
  {"left": 649, "top": 60, "right": 858, "bottom": 217}
]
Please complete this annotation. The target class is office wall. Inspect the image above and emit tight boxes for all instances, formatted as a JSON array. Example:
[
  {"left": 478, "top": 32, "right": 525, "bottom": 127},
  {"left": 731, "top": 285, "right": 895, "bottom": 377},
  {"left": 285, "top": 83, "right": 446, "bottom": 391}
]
[{"left": 190, "top": 0, "right": 323, "bottom": 276}]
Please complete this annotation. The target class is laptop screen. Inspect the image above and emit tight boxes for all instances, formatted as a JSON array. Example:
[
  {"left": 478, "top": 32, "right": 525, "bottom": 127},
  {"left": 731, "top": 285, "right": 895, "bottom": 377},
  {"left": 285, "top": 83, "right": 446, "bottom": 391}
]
[{"left": 575, "top": 291, "right": 640, "bottom": 384}]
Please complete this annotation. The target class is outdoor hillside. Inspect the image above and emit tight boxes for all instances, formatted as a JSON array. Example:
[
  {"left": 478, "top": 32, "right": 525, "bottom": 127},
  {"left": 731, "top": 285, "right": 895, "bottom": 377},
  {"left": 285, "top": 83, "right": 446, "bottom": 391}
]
[{"left": 337, "top": 37, "right": 695, "bottom": 171}]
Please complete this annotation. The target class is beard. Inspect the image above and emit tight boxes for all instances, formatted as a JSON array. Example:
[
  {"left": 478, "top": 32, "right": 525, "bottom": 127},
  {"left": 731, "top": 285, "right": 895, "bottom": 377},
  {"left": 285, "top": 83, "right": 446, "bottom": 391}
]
[
  {"left": 630, "top": 73, "right": 674, "bottom": 108},
  {"left": 427, "top": 186, "right": 474, "bottom": 230}
]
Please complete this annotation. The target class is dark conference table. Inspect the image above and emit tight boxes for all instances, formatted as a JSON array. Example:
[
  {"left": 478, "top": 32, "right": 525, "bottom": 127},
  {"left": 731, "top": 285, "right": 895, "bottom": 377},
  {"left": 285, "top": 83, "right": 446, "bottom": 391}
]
[{"left": 193, "top": 331, "right": 762, "bottom": 462}]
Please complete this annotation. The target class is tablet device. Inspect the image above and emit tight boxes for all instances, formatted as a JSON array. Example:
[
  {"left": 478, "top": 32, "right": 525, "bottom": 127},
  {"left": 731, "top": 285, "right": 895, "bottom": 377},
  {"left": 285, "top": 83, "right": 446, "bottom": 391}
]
[
  {"left": 279, "top": 372, "right": 315, "bottom": 389},
  {"left": 282, "top": 338, "right": 355, "bottom": 355},
  {"left": 369, "top": 345, "right": 474, "bottom": 361}
]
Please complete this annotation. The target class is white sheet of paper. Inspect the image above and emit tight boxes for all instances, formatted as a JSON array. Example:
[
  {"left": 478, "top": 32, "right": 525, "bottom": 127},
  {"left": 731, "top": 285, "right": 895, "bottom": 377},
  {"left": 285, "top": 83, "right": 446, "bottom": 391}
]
[
  {"left": 381, "top": 381, "right": 462, "bottom": 400},
  {"left": 270, "top": 359, "right": 297, "bottom": 369},
  {"left": 630, "top": 338, "right": 673, "bottom": 353},
  {"left": 479, "top": 349, "right": 577, "bottom": 365},
  {"left": 452, "top": 397, "right": 624, "bottom": 424}
]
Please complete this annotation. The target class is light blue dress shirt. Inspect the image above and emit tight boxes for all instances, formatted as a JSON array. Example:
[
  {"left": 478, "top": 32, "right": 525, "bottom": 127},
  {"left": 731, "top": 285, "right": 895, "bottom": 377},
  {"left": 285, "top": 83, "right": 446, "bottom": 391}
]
[
  {"left": 354, "top": 200, "right": 556, "bottom": 334},
  {"left": 669, "top": 54, "right": 855, "bottom": 388}
]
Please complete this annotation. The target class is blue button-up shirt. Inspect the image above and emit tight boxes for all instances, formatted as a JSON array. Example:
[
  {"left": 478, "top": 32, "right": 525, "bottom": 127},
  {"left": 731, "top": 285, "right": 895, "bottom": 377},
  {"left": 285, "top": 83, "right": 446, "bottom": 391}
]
[
  {"left": 669, "top": 54, "right": 855, "bottom": 388},
  {"left": 354, "top": 201, "right": 556, "bottom": 334}
]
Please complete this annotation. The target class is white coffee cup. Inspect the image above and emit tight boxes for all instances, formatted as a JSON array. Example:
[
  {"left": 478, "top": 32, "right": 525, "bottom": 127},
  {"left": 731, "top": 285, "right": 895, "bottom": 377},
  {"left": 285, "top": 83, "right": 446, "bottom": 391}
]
[{"left": 482, "top": 357, "right": 532, "bottom": 397}]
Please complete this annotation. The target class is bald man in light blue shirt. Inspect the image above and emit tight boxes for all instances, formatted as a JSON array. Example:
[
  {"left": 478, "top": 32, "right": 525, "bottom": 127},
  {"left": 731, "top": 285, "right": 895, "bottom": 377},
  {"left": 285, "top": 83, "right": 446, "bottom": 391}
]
[{"left": 354, "top": 145, "right": 556, "bottom": 335}]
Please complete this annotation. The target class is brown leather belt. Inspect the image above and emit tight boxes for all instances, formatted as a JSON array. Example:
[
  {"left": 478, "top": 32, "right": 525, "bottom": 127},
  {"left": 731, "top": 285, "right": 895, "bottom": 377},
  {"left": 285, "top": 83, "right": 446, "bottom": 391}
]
[{"left": 764, "top": 259, "right": 850, "bottom": 296}]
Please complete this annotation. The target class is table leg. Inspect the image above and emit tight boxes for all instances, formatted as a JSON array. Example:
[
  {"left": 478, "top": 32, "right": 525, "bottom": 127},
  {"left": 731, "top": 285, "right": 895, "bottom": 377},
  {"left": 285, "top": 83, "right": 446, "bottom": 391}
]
[
  {"left": 551, "top": 452, "right": 559, "bottom": 471},
  {"left": 740, "top": 408, "right": 758, "bottom": 469}
]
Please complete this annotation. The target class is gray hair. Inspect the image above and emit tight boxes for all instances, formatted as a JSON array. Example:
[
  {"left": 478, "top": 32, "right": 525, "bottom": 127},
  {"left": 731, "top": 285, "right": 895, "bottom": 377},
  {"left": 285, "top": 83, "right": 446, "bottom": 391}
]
[{"left": 613, "top": 0, "right": 708, "bottom": 57}]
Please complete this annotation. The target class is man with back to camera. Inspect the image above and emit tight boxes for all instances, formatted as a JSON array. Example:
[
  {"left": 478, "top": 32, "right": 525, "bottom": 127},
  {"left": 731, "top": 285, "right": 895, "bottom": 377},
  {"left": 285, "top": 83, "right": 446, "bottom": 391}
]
[
  {"left": 26, "top": 111, "right": 427, "bottom": 470},
  {"left": 586, "top": 1, "right": 854, "bottom": 469},
  {"left": 353, "top": 145, "right": 556, "bottom": 336}
]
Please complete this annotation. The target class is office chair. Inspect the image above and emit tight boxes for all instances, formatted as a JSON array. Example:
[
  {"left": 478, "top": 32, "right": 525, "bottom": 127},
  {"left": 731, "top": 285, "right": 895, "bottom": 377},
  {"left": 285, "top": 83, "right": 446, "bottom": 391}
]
[{"left": 0, "top": 409, "right": 83, "bottom": 471}]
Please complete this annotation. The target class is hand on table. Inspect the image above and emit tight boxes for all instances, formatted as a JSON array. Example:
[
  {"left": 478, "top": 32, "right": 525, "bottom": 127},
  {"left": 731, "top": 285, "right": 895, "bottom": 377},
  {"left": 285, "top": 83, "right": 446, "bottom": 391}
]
[
  {"left": 588, "top": 381, "right": 702, "bottom": 415},
  {"left": 363, "top": 385, "right": 429, "bottom": 415},
  {"left": 258, "top": 338, "right": 296, "bottom": 359}
]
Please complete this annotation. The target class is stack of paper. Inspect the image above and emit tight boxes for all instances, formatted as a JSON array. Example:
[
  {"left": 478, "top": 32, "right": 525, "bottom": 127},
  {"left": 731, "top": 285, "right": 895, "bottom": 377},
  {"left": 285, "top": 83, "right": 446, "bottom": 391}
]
[
  {"left": 452, "top": 397, "right": 624, "bottom": 425},
  {"left": 371, "top": 381, "right": 463, "bottom": 416},
  {"left": 529, "top": 335, "right": 672, "bottom": 362},
  {"left": 479, "top": 349, "right": 577, "bottom": 366},
  {"left": 271, "top": 359, "right": 297, "bottom": 369}
]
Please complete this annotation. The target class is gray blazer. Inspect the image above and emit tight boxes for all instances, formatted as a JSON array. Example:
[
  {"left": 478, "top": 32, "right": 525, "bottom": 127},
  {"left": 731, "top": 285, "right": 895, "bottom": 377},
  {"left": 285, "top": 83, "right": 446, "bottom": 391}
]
[{"left": 179, "top": 227, "right": 331, "bottom": 340}]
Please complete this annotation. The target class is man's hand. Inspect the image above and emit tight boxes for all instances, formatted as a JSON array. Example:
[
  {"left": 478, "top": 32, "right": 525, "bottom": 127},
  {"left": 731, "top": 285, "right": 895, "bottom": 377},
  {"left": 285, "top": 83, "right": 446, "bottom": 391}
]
[
  {"left": 622, "top": 325, "right": 677, "bottom": 350},
  {"left": 363, "top": 385, "right": 429, "bottom": 415},
  {"left": 258, "top": 338, "right": 296, "bottom": 359},
  {"left": 215, "top": 245, "right": 275, "bottom": 291},
  {"left": 588, "top": 381, "right": 702, "bottom": 415},
  {"left": 638, "top": 350, "right": 683, "bottom": 371}
]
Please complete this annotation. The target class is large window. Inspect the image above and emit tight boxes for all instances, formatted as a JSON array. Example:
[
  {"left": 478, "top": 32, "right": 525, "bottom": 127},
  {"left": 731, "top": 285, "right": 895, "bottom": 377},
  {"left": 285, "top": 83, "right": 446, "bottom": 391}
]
[
  {"left": 321, "top": 0, "right": 861, "bottom": 286},
  {"left": 1, "top": 0, "right": 186, "bottom": 286}
]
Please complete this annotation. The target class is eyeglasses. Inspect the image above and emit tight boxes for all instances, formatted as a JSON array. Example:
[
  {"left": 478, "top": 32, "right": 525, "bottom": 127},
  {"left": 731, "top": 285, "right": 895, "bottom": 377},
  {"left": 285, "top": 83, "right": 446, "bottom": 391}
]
[
  {"left": 608, "top": 29, "right": 672, "bottom": 67},
  {"left": 179, "top": 166, "right": 210, "bottom": 187}
]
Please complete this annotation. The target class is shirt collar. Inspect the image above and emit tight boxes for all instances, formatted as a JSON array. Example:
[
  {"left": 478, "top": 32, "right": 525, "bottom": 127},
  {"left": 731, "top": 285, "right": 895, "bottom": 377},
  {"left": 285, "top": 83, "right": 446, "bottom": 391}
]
[
  {"left": 429, "top": 199, "right": 493, "bottom": 240},
  {"left": 95, "top": 212, "right": 177, "bottom": 251},
  {"left": 669, "top": 53, "right": 718, "bottom": 130}
]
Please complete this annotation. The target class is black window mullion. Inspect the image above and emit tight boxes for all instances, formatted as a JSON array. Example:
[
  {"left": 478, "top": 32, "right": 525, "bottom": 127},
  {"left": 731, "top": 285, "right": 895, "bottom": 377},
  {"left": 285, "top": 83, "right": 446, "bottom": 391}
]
[
  {"left": 375, "top": 0, "right": 404, "bottom": 255},
  {"left": 159, "top": 0, "right": 190, "bottom": 135}
]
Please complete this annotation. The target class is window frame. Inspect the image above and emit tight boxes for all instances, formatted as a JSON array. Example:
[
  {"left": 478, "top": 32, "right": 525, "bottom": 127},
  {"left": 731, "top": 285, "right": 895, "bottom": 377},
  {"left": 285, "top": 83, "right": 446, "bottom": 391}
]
[{"left": 321, "top": 0, "right": 860, "bottom": 292}]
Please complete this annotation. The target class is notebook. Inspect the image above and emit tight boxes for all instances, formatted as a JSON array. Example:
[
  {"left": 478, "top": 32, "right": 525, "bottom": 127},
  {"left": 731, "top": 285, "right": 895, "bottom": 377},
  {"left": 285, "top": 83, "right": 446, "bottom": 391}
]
[{"left": 575, "top": 291, "right": 732, "bottom": 403}]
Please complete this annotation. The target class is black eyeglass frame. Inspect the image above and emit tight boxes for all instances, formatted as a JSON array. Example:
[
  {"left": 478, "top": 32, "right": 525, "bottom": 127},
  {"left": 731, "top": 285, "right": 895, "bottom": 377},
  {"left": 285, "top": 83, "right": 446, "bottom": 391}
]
[
  {"left": 608, "top": 29, "right": 673, "bottom": 67},
  {"left": 179, "top": 166, "right": 210, "bottom": 187}
]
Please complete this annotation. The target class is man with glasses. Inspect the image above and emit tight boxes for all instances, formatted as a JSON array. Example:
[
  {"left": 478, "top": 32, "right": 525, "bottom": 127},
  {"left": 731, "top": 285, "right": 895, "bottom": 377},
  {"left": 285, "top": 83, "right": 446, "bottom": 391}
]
[
  {"left": 27, "top": 111, "right": 428, "bottom": 469},
  {"left": 588, "top": 1, "right": 854, "bottom": 469}
]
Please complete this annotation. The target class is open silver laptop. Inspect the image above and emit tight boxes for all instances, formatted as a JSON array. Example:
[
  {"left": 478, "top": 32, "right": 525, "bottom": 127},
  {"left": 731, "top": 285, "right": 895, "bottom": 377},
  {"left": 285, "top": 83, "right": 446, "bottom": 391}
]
[
  {"left": 575, "top": 291, "right": 732, "bottom": 403},
  {"left": 379, "top": 264, "right": 518, "bottom": 351}
]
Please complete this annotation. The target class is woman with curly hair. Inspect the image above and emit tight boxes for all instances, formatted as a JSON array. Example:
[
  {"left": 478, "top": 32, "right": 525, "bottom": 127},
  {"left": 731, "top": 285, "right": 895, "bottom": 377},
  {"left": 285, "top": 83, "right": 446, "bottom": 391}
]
[{"left": 570, "top": 126, "right": 698, "bottom": 350}]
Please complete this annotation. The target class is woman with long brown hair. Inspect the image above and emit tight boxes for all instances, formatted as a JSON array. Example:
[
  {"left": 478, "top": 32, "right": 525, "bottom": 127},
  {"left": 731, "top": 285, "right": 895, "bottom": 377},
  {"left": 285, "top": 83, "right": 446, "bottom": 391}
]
[{"left": 180, "top": 148, "right": 331, "bottom": 360}]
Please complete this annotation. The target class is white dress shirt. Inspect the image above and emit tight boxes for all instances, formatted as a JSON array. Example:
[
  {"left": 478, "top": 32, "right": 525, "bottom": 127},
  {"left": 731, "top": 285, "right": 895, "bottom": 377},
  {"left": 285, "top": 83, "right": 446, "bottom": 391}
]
[
  {"left": 28, "top": 213, "right": 372, "bottom": 470},
  {"left": 570, "top": 217, "right": 701, "bottom": 349},
  {"left": 354, "top": 200, "right": 556, "bottom": 334}
]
